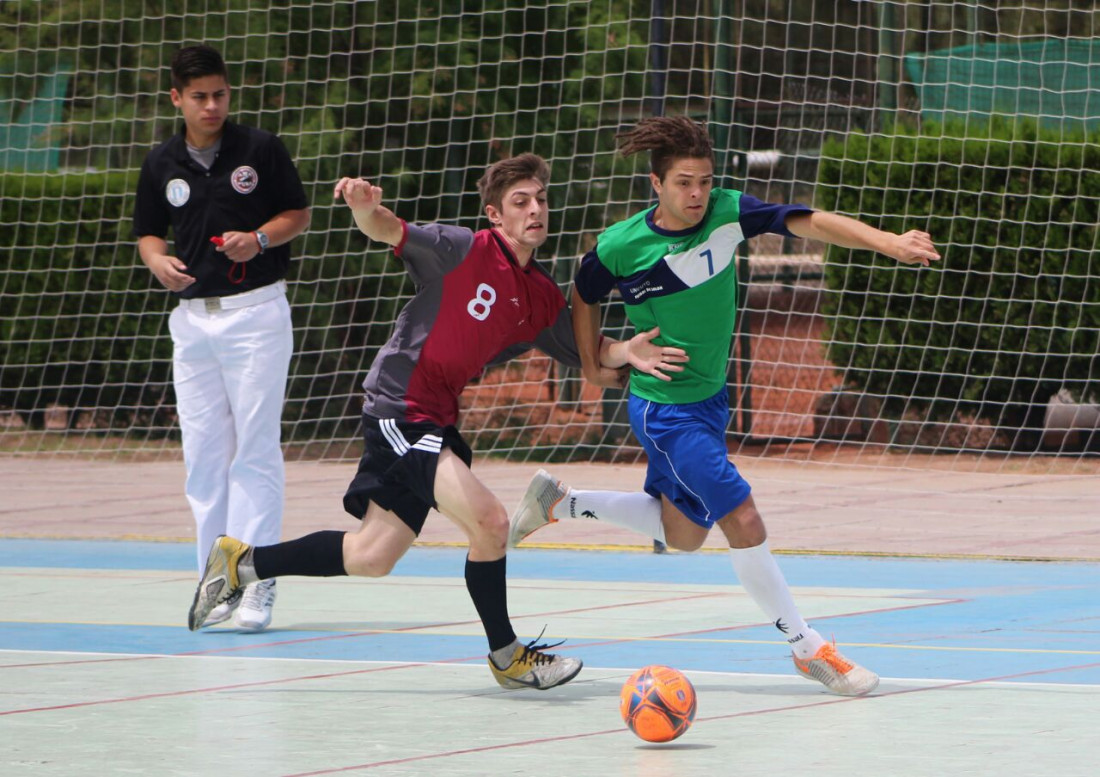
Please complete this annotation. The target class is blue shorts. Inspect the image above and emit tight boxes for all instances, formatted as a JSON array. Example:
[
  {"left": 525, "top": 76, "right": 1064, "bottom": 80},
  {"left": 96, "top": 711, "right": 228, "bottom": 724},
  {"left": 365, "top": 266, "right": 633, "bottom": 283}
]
[{"left": 628, "top": 389, "right": 752, "bottom": 528}]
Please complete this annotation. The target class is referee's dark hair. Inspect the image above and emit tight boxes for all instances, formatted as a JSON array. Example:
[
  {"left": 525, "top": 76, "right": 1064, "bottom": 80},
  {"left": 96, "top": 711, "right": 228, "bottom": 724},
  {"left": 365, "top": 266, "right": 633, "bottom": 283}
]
[
  {"left": 170, "top": 45, "right": 228, "bottom": 92},
  {"left": 617, "top": 116, "right": 714, "bottom": 182}
]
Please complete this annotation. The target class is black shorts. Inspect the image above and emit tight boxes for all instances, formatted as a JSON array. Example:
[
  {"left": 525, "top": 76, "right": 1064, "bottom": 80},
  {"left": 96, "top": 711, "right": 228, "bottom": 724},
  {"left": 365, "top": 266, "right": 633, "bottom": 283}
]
[{"left": 342, "top": 414, "right": 473, "bottom": 536}]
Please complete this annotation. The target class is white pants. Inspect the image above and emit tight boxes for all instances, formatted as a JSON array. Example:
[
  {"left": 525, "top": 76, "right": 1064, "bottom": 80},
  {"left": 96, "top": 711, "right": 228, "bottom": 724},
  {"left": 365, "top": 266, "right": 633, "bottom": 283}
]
[{"left": 168, "top": 286, "right": 293, "bottom": 574}]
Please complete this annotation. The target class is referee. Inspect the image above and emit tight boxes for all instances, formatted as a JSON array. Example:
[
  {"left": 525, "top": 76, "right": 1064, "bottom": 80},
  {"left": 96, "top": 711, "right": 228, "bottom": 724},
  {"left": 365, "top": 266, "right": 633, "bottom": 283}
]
[{"left": 133, "top": 45, "right": 310, "bottom": 631}]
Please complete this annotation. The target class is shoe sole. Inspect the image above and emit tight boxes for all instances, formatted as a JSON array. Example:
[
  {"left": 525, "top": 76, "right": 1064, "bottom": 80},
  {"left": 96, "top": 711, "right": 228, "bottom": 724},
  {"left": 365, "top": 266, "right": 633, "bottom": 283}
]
[
  {"left": 201, "top": 606, "right": 237, "bottom": 627},
  {"left": 200, "top": 589, "right": 243, "bottom": 628},
  {"left": 507, "top": 470, "right": 562, "bottom": 548},
  {"left": 234, "top": 619, "right": 271, "bottom": 632},
  {"left": 187, "top": 537, "right": 242, "bottom": 631},
  {"left": 795, "top": 666, "right": 879, "bottom": 696},
  {"left": 188, "top": 578, "right": 226, "bottom": 631}
]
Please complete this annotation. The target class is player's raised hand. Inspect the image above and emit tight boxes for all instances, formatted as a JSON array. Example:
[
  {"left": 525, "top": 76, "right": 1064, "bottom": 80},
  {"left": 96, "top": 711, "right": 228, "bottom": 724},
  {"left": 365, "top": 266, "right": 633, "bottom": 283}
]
[
  {"left": 889, "top": 230, "right": 940, "bottom": 267},
  {"left": 626, "top": 327, "right": 688, "bottom": 382},
  {"left": 334, "top": 177, "right": 383, "bottom": 216}
]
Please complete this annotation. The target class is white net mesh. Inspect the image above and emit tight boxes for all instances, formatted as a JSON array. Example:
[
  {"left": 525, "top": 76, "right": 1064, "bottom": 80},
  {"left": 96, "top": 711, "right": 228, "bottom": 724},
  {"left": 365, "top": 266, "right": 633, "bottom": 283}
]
[{"left": 1, "top": 1, "right": 1098, "bottom": 479}]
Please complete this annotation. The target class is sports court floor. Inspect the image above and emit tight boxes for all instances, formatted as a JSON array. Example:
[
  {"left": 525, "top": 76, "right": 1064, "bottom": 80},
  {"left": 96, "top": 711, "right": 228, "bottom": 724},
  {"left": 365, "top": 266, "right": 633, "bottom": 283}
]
[{"left": 3, "top": 537, "right": 1099, "bottom": 776}]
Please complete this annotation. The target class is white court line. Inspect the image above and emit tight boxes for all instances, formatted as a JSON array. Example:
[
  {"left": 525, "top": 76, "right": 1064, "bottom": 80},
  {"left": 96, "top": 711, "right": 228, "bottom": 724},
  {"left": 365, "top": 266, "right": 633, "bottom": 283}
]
[{"left": 3, "top": 649, "right": 1098, "bottom": 690}]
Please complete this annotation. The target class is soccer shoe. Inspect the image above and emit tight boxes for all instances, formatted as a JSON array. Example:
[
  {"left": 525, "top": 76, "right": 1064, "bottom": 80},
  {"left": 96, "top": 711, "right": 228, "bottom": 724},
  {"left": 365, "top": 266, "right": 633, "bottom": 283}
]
[
  {"left": 488, "top": 638, "right": 583, "bottom": 690},
  {"left": 508, "top": 469, "right": 567, "bottom": 547},
  {"left": 201, "top": 588, "right": 242, "bottom": 627},
  {"left": 793, "top": 641, "right": 879, "bottom": 696},
  {"left": 235, "top": 580, "right": 277, "bottom": 632},
  {"left": 187, "top": 535, "right": 251, "bottom": 631}
]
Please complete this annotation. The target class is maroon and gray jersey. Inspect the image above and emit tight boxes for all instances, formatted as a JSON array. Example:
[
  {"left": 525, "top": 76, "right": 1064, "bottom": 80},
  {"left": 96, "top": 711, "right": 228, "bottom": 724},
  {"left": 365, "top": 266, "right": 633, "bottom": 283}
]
[{"left": 361, "top": 222, "right": 581, "bottom": 426}]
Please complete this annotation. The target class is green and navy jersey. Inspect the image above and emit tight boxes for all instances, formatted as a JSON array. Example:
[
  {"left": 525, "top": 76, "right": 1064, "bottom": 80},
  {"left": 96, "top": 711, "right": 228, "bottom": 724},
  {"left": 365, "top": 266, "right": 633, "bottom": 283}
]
[{"left": 574, "top": 188, "right": 812, "bottom": 404}]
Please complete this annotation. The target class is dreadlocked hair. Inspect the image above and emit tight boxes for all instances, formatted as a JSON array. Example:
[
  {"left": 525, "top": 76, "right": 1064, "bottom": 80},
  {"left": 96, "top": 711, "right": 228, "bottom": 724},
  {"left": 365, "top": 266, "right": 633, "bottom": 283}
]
[{"left": 616, "top": 116, "right": 714, "bottom": 181}]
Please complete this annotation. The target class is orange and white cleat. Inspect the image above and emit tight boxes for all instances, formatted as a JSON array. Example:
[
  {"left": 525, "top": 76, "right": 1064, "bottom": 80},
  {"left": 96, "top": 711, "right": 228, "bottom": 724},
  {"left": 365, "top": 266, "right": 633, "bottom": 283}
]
[
  {"left": 793, "top": 641, "right": 879, "bottom": 696},
  {"left": 508, "top": 469, "right": 567, "bottom": 547}
]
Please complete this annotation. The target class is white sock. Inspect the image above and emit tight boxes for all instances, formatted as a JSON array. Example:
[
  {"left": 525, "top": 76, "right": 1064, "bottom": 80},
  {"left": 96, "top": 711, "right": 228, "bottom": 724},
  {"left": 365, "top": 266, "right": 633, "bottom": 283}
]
[
  {"left": 729, "top": 542, "right": 825, "bottom": 659},
  {"left": 237, "top": 547, "right": 259, "bottom": 585},
  {"left": 555, "top": 488, "right": 666, "bottom": 544},
  {"left": 491, "top": 639, "right": 520, "bottom": 669}
]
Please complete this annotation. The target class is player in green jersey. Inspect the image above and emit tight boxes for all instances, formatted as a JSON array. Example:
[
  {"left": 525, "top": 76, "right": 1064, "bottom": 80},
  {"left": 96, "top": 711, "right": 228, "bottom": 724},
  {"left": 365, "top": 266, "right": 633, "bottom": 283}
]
[{"left": 509, "top": 115, "right": 940, "bottom": 696}]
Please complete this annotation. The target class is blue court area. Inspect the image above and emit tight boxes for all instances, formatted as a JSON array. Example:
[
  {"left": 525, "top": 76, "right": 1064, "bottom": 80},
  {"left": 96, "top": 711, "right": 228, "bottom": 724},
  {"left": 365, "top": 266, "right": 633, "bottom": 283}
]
[{"left": 3, "top": 539, "right": 1099, "bottom": 775}]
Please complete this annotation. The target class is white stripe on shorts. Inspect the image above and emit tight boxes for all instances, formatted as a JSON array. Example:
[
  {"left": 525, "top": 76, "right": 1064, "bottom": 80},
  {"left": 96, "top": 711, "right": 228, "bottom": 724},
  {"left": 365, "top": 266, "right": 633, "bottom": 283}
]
[
  {"left": 411, "top": 434, "right": 443, "bottom": 453},
  {"left": 379, "top": 418, "right": 410, "bottom": 455}
]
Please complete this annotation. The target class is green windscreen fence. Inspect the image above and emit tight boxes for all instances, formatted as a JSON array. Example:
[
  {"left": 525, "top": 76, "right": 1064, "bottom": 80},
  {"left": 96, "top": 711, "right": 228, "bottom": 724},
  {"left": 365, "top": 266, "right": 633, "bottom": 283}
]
[
  {"left": 905, "top": 38, "right": 1100, "bottom": 132},
  {"left": 0, "top": 68, "right": 71, "bottom": 172}
]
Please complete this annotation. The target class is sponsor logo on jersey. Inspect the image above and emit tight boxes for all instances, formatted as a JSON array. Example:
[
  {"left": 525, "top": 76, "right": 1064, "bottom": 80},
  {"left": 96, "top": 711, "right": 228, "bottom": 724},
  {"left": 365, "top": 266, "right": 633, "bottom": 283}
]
[
  {"left": 628, "top": 280, "right": 665, "bottom": 299},
  {"left": 231, "top": 166, "right": 259, "bottom": 194},
  {"left": 166, "top": 178, "right": 190, "bottom": 207}
]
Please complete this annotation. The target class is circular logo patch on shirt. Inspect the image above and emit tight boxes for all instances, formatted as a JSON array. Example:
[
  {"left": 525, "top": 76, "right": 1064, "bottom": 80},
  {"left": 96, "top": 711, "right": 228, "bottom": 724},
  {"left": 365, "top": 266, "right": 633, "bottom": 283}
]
[
  {"left": 231, "top": 166, "right": 259, "bottom": 194},
  {"left": 165, "top": 178, "right": 190, "bottom": 207}
]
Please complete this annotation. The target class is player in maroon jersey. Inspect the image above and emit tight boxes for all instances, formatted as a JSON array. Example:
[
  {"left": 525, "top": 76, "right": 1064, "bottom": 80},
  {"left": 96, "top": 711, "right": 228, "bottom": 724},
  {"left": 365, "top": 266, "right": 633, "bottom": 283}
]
[{"left": 187, "top": 153, "right": 687, "bottom": 690}]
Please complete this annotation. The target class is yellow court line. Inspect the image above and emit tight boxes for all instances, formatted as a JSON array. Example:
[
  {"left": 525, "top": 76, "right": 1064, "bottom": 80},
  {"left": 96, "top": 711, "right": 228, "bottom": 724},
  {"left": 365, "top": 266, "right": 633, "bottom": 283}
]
[
  {"left": 419, "top": 541, "right": 1100, "bottom": 564},
  {"left": 2, "top": 533, "right": 1099, "bottom": 563},
  {"left": 0, "top": 532, "right": 192, "bottom": 543}
]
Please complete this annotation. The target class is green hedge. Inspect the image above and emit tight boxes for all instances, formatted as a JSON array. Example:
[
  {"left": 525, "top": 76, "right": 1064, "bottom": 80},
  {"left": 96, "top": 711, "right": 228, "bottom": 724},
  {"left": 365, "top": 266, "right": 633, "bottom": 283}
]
[
  {"left": 817, "top": 122, "right": 1100, "bottom": 446},
  {"left": 0, "top": 173, "right": 399, "bottom": 439},
  {"left": 0, "top": 172, "right": 174, "bottom": 428}
]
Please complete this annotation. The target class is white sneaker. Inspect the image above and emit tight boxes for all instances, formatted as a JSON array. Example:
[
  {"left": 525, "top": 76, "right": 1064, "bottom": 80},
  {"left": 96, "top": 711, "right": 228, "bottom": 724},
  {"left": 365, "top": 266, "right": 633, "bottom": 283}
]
[
  {"left": 202, "top": 588, "right": 242, "bottom": 627},
  {"left": 508, "top": 469, "right": 567, "bottom": 547},
  {"left": 793, "top": 641, "right": 879, "bottom": 696},
  {"left": 488, "top": 639, "right": 583, "bottom": 690},
  {"left": 235, "top": 580, "right": 277, "bottom": 632}
]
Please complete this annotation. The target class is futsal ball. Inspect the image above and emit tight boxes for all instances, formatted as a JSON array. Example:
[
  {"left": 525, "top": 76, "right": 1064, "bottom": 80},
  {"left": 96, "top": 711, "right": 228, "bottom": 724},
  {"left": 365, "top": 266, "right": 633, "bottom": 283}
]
[{"left": 619, "top": 665, "right": 697, "bottom": 743}]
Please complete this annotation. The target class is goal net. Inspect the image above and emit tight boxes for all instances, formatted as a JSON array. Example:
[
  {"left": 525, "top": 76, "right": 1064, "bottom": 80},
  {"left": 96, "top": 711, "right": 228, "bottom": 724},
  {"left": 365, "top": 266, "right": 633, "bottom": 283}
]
[{"left": 1, "top": 1, "right": 1098, "bottom": 482}]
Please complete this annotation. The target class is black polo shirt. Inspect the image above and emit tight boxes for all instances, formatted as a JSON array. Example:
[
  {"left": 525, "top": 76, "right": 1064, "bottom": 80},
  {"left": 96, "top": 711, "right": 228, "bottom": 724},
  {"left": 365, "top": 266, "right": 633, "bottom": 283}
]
[{"left": 133, "top": 121, "right": 308, "bottom": 298}]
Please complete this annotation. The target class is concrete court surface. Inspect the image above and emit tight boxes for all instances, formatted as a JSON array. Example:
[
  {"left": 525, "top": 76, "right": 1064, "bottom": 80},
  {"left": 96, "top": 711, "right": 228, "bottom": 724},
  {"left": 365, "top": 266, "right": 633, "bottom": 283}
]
[
  {"left": 2, "top": 454, "right": 1099, "bottom": 775},
  {"left": 3, "top": 541, "right": 1100, "bottom": 776}
]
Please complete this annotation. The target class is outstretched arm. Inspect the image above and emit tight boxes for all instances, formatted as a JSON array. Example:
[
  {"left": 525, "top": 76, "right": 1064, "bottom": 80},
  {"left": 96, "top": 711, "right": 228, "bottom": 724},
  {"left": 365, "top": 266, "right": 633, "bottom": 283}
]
[
  {"left": 601, "top": 327, "right": 688, "bottom": 382},
  {"left": 572, "top": 289, "right": 689, "bottom": 388},
  {"left": 571, "top": 287, "right": 618, "bottom": 387},
  {"left": 785, "top": 211, "right": 940, "bottom": 267},
  {"left": 334, "top": 177, "right": 404, "bottom": 246}
]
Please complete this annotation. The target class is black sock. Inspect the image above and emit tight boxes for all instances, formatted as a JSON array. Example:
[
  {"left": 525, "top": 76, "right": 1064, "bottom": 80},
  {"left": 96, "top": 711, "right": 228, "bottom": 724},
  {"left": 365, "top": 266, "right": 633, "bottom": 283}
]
[
  {"left": 464, "top": 555, "right": 517, "bottom": 653},
  {"left": 253, "top": 530, "right": 347, "bottom": 579}
]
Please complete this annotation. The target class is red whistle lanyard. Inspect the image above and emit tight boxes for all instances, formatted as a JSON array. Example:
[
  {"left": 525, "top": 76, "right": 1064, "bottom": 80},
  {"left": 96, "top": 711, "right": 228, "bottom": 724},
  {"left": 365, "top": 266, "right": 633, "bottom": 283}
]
[{"left": 210, "top": 236, "right": 246, "bottom": 284}]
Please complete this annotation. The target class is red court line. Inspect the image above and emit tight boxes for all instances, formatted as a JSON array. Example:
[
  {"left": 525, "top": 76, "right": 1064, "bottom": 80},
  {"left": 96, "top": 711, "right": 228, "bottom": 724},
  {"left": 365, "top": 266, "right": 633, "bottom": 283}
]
[
  {"left": 175, "top": 592, "right": 960, "bottom": 659},
  {"left": 0, "top": 594, "right": 960, "bottom": 715},
  {"left": 0, "top": 590, "right": 729, "bottom": 669},
  {"left": 0, "top": 593, "right": 958, "bottom": 671},
  {"left": 0, "top": 592, "right": 732, "bottom": 710},
  {"left": 0, "top": 654, "right": 171, "bottom": 670},
  {"left": 0, "top": 661, "right": 434, "bottom": 717},
  {"left": 282, "top": 658, "right": 1100, "bottom": 776}
]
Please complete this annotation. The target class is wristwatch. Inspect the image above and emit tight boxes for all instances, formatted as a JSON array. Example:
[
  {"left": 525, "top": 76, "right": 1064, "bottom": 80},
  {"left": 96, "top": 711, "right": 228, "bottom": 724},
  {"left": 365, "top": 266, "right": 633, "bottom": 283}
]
[{"left": 253, "top": 230, "right": 269, "bottom": 254}]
